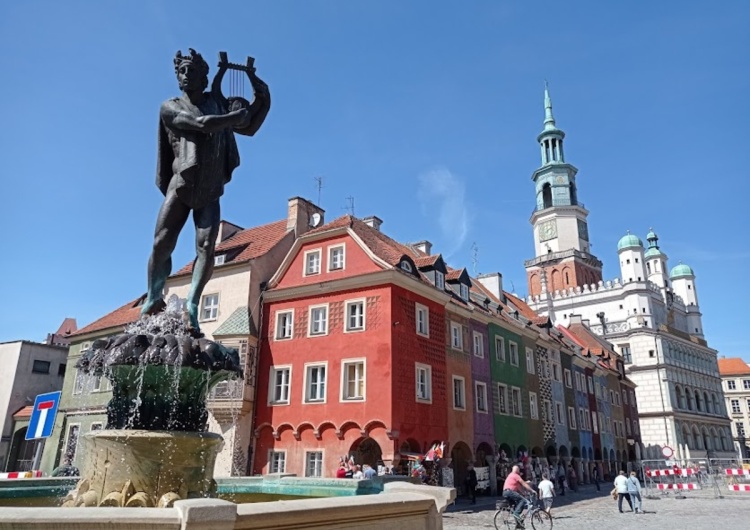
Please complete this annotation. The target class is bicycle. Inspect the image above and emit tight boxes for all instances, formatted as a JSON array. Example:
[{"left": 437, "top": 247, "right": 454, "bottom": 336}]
[{"left": 493, "top": 492, "right": 553, "bottom": 530}]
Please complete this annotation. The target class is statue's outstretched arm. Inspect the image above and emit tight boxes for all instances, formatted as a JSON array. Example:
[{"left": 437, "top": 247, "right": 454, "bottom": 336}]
[{"left": 162, "top": 102, "right": 247, "bottom": 134}]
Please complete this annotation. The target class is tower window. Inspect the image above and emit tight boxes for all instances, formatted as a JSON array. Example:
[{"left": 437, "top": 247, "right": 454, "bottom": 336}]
[
  {"left": 619, "top": 305, "right": 623, "bottom": 309},
  {"left": 647, "top": 263, "right": 651, "bottom": 273},
  {"left": 542, "top": 183, "right": 552, "bottom": 209},
  {"left": 637, "top": 277, "right": 641, "bottom": 281},
  {"left": 565, "top": 272, "right": 570, "bottom": 285},
  {"left": 626, "top": 259, "right": 630, "bottom": 264},
  {"left": 688, "top": 285, "right": 692, "bottom": 290},
  {"left": 569, "top": 182, "right": 577, "bottom": 205},
  {"left": 635, "top": 258, "right": 639, "bottom": 263}
]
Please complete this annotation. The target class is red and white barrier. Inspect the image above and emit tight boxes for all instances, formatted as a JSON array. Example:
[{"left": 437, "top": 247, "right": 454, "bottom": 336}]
[
  {"left": 646, "top": 468, "right": 696, "bottom": 477},
  {"left": 0, "top": 471, "right": 43, "bottom": 479},
  {"left": 727, "top": 484, "right": 750, "bottom": 492},
  {"left": 656, "top": 483, "right": 700, "bottom": 490},
  {"left": 725, "top": 469, "right": 750, "bottom": 476}
]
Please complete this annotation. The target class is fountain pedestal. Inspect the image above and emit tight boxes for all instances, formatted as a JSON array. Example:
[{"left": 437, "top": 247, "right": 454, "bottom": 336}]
[{"left": 63, "top": 430, "right": 223, "bottom": 508}]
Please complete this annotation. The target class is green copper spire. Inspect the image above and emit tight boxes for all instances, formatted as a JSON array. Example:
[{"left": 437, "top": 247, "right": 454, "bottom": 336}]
[{"left": 544, "top": 81, "right": 556, "bottom": 130}]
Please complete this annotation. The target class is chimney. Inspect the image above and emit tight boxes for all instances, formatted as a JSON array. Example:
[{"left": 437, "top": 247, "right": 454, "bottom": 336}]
[
  {"left": 568, "top": 314, "right": 583, "bottom": 325},
  {"left": 216, "top": 221, "right": 244, "bottom": 245},
  {"left": 412, "top": 240, "right": 433, "bottom": 255},
  {"left": 362, "top": 216, "right": 383, "bottom": 231},
  {"left": 477, "top": 273, "right": 503, "bottom": 301},
  {"left": 287, "top": 197, "right": 325, "bottom": 237}
]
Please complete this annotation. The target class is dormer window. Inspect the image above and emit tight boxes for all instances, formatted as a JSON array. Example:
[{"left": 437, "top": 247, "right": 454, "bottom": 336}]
[
  {"left": 400, "top": 260, "right": 413, "bottom": 273},
  {"left": 214, "top": 254, "right": 226, "bottom": 266},
  {"left": 460, "top": 283, "right": 469, "bottom": 301},
  {"left": 435, "top": 271, "right": 445, "bottom": 290}
]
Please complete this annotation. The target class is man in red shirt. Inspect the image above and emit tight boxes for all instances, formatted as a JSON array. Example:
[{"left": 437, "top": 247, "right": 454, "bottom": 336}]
[{"left": 502, "top": 465, "right": 536, "bottom": 524}]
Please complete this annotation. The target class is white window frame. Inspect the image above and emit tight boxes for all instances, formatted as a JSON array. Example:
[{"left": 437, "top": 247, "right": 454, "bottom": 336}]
[
  {"left": 450, "top": 322, "right": 463, "bottom": 351},
  {"left": 435, "top": 271, "right": 445, "bottom": 290},
  {"left": 73, "top": 369, "right": 85, "bottom": 395},
  {"left": 564, "top": 369, "right": 572, "bottom": 388},
  {"left": 475, "top": 381, "right": 488, "bottom": 413},
  {"left": 529, "top": 391, "right": 539, "bottom": 420},
  {"left": 496, "top": 337, "right": 506, "bottom": 362},
  {"left": 526, "top": 347, "right": 535, "bottom": 374},
  {"left": 269, "top": 365, "right": 292, "bottom": 405},
  {"left": 543, "top": 400, "right": 553, "bottom": 423},
  {"left": 415, "top": 363, "right": 432, "bottom": 403},
  {"left": 308, "top": 304, "right": 329, "bottom": 336},
  {"left": 269, "top": 450, "right": 287, "bottom": 473},
  {"left": 511, "top": 387, "right": 523, "bottom": 417},
  {"left": 304, "top": 450, "right": 324, "bottom": 477},
  {"left": 472, "top": 332, "right": 484, "bottom": 358},
  {"left": 551, "top": 363, "right": 560, "bottom": 382},
  {"left": 303, "top": 362, "right": 327, "bottom": 404},
  {"left": 344, "top": 299, "right": 366, "bottom": 332},
  {"left": 578, "top": 409, "right": 586, "bottom": 431},
  {"left": 728, "top": 380, "right": 736, "bottom": 390},
  {"left": 460, "top": 283, "right": 469, "bottom": 301},
  {"left": 214, "top": 254, "right": 226, "bottom": 266},
  {"left": 615, "top": 391, "right": 621, "bottom": 407},
  {"left": 568, "top": 406, "right": 577, "bottom": 429},
  {"left": 91, "top": 373, "right": 103, "bottom": 392},
  {"left": 64, "top": 423, "right": 81, "bottom": 462},
  {"left": 592, "top": 411, "right": 599, "bottom": 433},
  {"left": 275, "top": 309, "right": 294, "bottom": 340},
  {"left": 327, "top": 244, "right": 345, "bottom": 271},
  {"left": 623, "top": 389, "right": 628, "bottom": 404},
  {"left": 497, "top": 383, "right": 508, "bottom": 415},
  {"left": 303, "top": 248, "right": 322, "bottom": 276},
  {"left": 731, "top": 399, "right": 741, "bottom": 414},
  {"left": 341, "top": 358, "right": 366, "bottom": 402},
  {"left": 416, "top": 303, "right": 430, "bottom": 337},
  {"left": 200, "top": 293, "right": 219, "bottom": 322},
  {"left": 452, "top": 376, "right": 466, "bottom": 410},
  {"left": 587, "top": 376, "right": 594, "bottom": 394},
  {"left": 555, "top": 401, "right": 565, "bottom": 425},
  {"left": 509, "top": 341, "right": 519, "bottom": 366},
  {"left": 90, "top": 422, "right": 103, "bottom": 431}
]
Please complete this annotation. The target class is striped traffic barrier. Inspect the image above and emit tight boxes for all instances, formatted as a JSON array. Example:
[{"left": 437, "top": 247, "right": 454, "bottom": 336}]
[
  {"left": 727, "top": 484, "right": 750, "bottom": 492},
  {"left": 0, "top": 471, "right": 43, "bottom": 479},
  {"left": 656, "top": 483, "right": 701, "bottom": 490},
  {"left": 724, "top": 469, "right": 750, "bottom": 476},
  {"left": 646, "top": 468, "right": 697, "bottom": 477}
]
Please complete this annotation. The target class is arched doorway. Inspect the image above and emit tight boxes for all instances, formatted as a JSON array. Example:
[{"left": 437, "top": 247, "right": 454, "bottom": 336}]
[
  {"left": 351, "top": 437, "right": 383, "bottom": 468},
  {"left": 476, "top": 442, "right": 493, "bottom": 466},
  {"left": 6, "top": 427, "right": 42, "bottom": 472},
  {"left": 451, "top": 441, "right": 473, "bottom": 494}
]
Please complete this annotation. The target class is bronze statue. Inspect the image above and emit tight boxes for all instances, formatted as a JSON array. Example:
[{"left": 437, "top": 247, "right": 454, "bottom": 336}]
[{"left": 142, "top": 49, "right": 270, "bottom": 331}]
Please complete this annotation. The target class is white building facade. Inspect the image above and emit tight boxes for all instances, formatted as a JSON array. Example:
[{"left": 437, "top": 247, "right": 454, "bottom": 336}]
[{"left": 523, "top": 88, "right": 733, "bottom": 461}]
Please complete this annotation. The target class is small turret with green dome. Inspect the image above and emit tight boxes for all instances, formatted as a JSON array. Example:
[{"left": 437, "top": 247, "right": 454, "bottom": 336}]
[
  {"left": 617, "top": 231, "right": 643, "bottom": 251},
  {"left": 644, "top": 228, "right": 663, "bottom": 258},
  {"left": 670, "top": 262, "right": 695, "bottom": 279}
]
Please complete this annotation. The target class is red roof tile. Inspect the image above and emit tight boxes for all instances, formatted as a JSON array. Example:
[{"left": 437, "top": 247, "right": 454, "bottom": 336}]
[
  {"left": 718, "top": 358, "right": 750, "bottom": 376},
  {"left": 13, "top": 406, "right": 34, "bottom": 419},
  {"left": 174, "top": 220, "right": 289, "bottom": 276},
  {"left": 564, "top": 322, "right": 614, "bottom": 360},
  {"left": 72, "top": 296, "right": 145, "bottom": 337},
  {"left": 445, "top": 269, "right": 465, "bottom": 281},
  {"left": 414, "top": 255, "right": 440, "bottom": 268},
  {"left": 503, "top": 292, "right": 549, "bottom": 326}
]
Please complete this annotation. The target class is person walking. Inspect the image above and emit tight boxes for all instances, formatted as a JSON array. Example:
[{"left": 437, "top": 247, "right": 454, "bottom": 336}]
[
  {"left": 538, "top": 472, "right": 556, "bottom": 515},
  {"left": 627, "top": 471, "right": 643, "bottom": 513},
  {"left": 613, "top": 470, "right": 633, "bottom": 513},
  {"left": 465, "top": 463, "right": 478, "bottom": 504},
  {"left": 557, "top": 463, "right": 566, "bottom": 496},
  {"left": 567, "top": 465, "right": 578, "bottom": 492},
  {"left": 592, "top": 465, "right": 601, "bottom": 491}
]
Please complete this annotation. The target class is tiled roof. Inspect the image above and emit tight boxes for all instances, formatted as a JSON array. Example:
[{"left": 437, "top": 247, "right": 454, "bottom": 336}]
[
  {"left": 718, "top": 358, "right": 750, "bottom": 376},
  {"left": 72, "top": 296, "right": 145, "bottom": 337},
  {"left": 54, "top": 318, "right": 77, "bottom": 336},
  {"left": 445, "top": 269, "right": 465, "bottom": 281},
  {"left": 13, "top": 406, "right": 34, "bottom": 419},
  {"left": 565, "top": 322, "right": 613, "bottom": 358},
  {"left": 174, "top": 220, "right": 289, "bottom": 276},
  {"left": 503, "top": 292, "right": 549, "bottom": 326},
  {"left": 414, "top": 255, "right": 440, "bottom": 268},
  {"left": 213, "top": 306, "right": 258, "bottom": 337}
]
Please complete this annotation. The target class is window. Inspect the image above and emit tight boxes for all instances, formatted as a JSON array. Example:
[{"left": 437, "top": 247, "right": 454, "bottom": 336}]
[
  {"left": 551, "top": 363, "right": 560, "bottom": 382},
  {"left": 471, "top": 382, "right": 487, "bottom": 413},
  {"left": 511, "top": 387, "right": 522, "bottom": 417},
  {"left": 416, "top": 304, "right": 429, "bottom": 337},
  {"left": 497, "top": 384, "right": 508, "bottom": 414},
  {"left": 509, "top": 342, "right": 519, "bottom": 366},
  {"left": 32, "top": 360, "right": 50, "bottom": 374},
  {"left": 526, "top": 348, "right": 535, "bottom": 374},
  {"left": 555, "top": 402, "right": 564, "bottom": 425},
  {"left": 592, "top": 411, "right": 599, "bottom": 433},
  {"left": 610, "top": 390, "right": 615, "bottom": 404},
  {"left": 305, "top": 451, "right": 323, "bottom": 477},
  {"left": 472, "top": 332, "right": 484, "bottom": 358},
  {"left": 453, "top": 376, "right": 466, "bottom": 410},
  {"left": 304, "top": 249, "right": 321, "bottom": 275},
  {"left": 400, "top": 260, "right": 413, "bottom": 273},
  {"left": 495, "top": 338, "right": 506, "bottom": 362},
  {"left": 304, "top": 364, "right": 327, "bottom": 403},
  {"left": 620, "top": 344, "right": 632, "bottom": 364},
  {"left": 568, "top": 407, "right": 577, "bottom": 429},
  {"left": 587, "top": 376, "right": 594, "bottom": 394},
  {"left": 435, "top": 271, "right": 445, "bottom": 290},
  {"left": 564, "top": 369, "right": 572, "bottom": 388},
  {"left": 328, "top": 245, "right": 345, "bottom": 271},
  {"left": 737, "top": 422, "right": 746, "bottom": 437},
  {"left": 451, "top": 322, "right": 463, "bottom": 350},
  {"left": 90, "top": 422, "right": 103, "bottom": 432},
  {"left": 615, "top": 392, "right": 621, "bottom": 406},
  {"left": 731, "top": 399, "right": 741, "bottom": 414},
  {"left": 744, "top": 380, "right": 750, "bottom": 390},
  {"left": 64, "top": 424, "right": 80, "bottom": 462},
  {"left": 73, "top": 369, "right": 85, "bottom": 395},
  {"left": 728, "top": 380, "right": 737, "bottom": 390},
  {"left": 309, "top": 305, "right": 328, "bottom": 336},
  {"left": 529, "top": 392, "right": 539, "bottom": 420},
  {"left": 269, "top": 451, "right": 286, "bottom": 473},
  {"left": 214, "top": 254, "right": 225, "bottom": 265},
  {"left": 626, "top": 421, "right": 632, "bottom": 436},
  {"left": 345, "top": 300, "right": 365, "bottom": 332},
  {"left": 578, "top": 409, "right": 586, "bottom": 431},
  {"left": 58, "top": 363, "right": 66, "bottom": 377},
  {"left": 92, "top": 374, "right": 102, "bottom": 392},
  {"left": 623, "top": 390, "right": 628, "bottom": 405},
  {"left": 415, "top": 363, "right": 432, "bottom": 402},
  {"left": 275, "top": 310, "right": 294, "bottom": 340},
  {"left": 342, "top": 360, "right": 365, "bottom": 401},
  {"left": 269, "top": 366, "right": 291, "bottom": 404},
  {"left": 460, "top": 283, "right": 469, "bottom": 301},
  {"left": 200, "top": 293, "right": 219, "bottom": 321}
]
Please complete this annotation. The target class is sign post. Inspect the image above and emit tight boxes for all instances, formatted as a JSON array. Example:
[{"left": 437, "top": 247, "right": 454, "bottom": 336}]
[{"left": 25, "top": 391, "right": 62, "bottom": 470}]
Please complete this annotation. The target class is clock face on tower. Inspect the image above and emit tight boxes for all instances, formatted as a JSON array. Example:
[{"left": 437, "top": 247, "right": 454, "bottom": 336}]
[{"left": 539, "top": 220, "right": 558, "bottom": 242}]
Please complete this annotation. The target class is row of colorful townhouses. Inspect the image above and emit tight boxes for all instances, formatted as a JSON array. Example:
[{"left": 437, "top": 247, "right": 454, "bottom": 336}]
[{"left": 39, "top": 196, "right": 641, "bottom": 492}]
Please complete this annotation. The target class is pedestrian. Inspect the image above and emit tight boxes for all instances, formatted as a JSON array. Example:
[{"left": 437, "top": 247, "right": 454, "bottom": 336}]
[
  {"left": 363, "top": 463, "right": 377, "bottom": 479},
  {"left": 567, "top": 465, "right": 578, "bottom": 492},
  {"left": 592, "top": 465, "right": 601, "bottom": 491},
  {"left": 465, "top": 463, "right": 478, "bottom": 504},
  {"left": 335, "top": 460, "right": 347, "bottom": 478},
  {"left": 352, "top": 464, "right": 364, "bottom": 479},
  {"left": 627, "top": 471, "right": 643, "bottom": 513},
  {"left": 557, "top": 463, "right": 566, "bottom": 496},
  {"left": 613, "top": 470, "right": 633, "bottom": 513},
  {"left": 538, "top": 472, "right": 555, "bottom": 515}
]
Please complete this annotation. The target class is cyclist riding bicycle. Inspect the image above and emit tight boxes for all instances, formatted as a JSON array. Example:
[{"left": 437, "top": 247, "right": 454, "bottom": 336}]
[{"left": 503, "top": 465, "right": 536, "bottom": 526}]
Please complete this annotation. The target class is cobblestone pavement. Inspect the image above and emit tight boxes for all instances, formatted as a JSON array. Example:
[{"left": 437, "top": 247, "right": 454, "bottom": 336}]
[{"left": 443, "top": 485, "right": 750, "bottom": 529}]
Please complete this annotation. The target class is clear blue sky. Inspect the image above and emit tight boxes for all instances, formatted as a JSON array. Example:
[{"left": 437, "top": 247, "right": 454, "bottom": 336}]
[{"left": 1, "top": 1, "right": 748, "bottom": 360}]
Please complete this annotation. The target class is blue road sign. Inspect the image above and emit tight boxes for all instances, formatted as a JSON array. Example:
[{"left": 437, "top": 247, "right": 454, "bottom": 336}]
[{"left": 25, "top": 391, "right": 61, "bottom": 440}]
